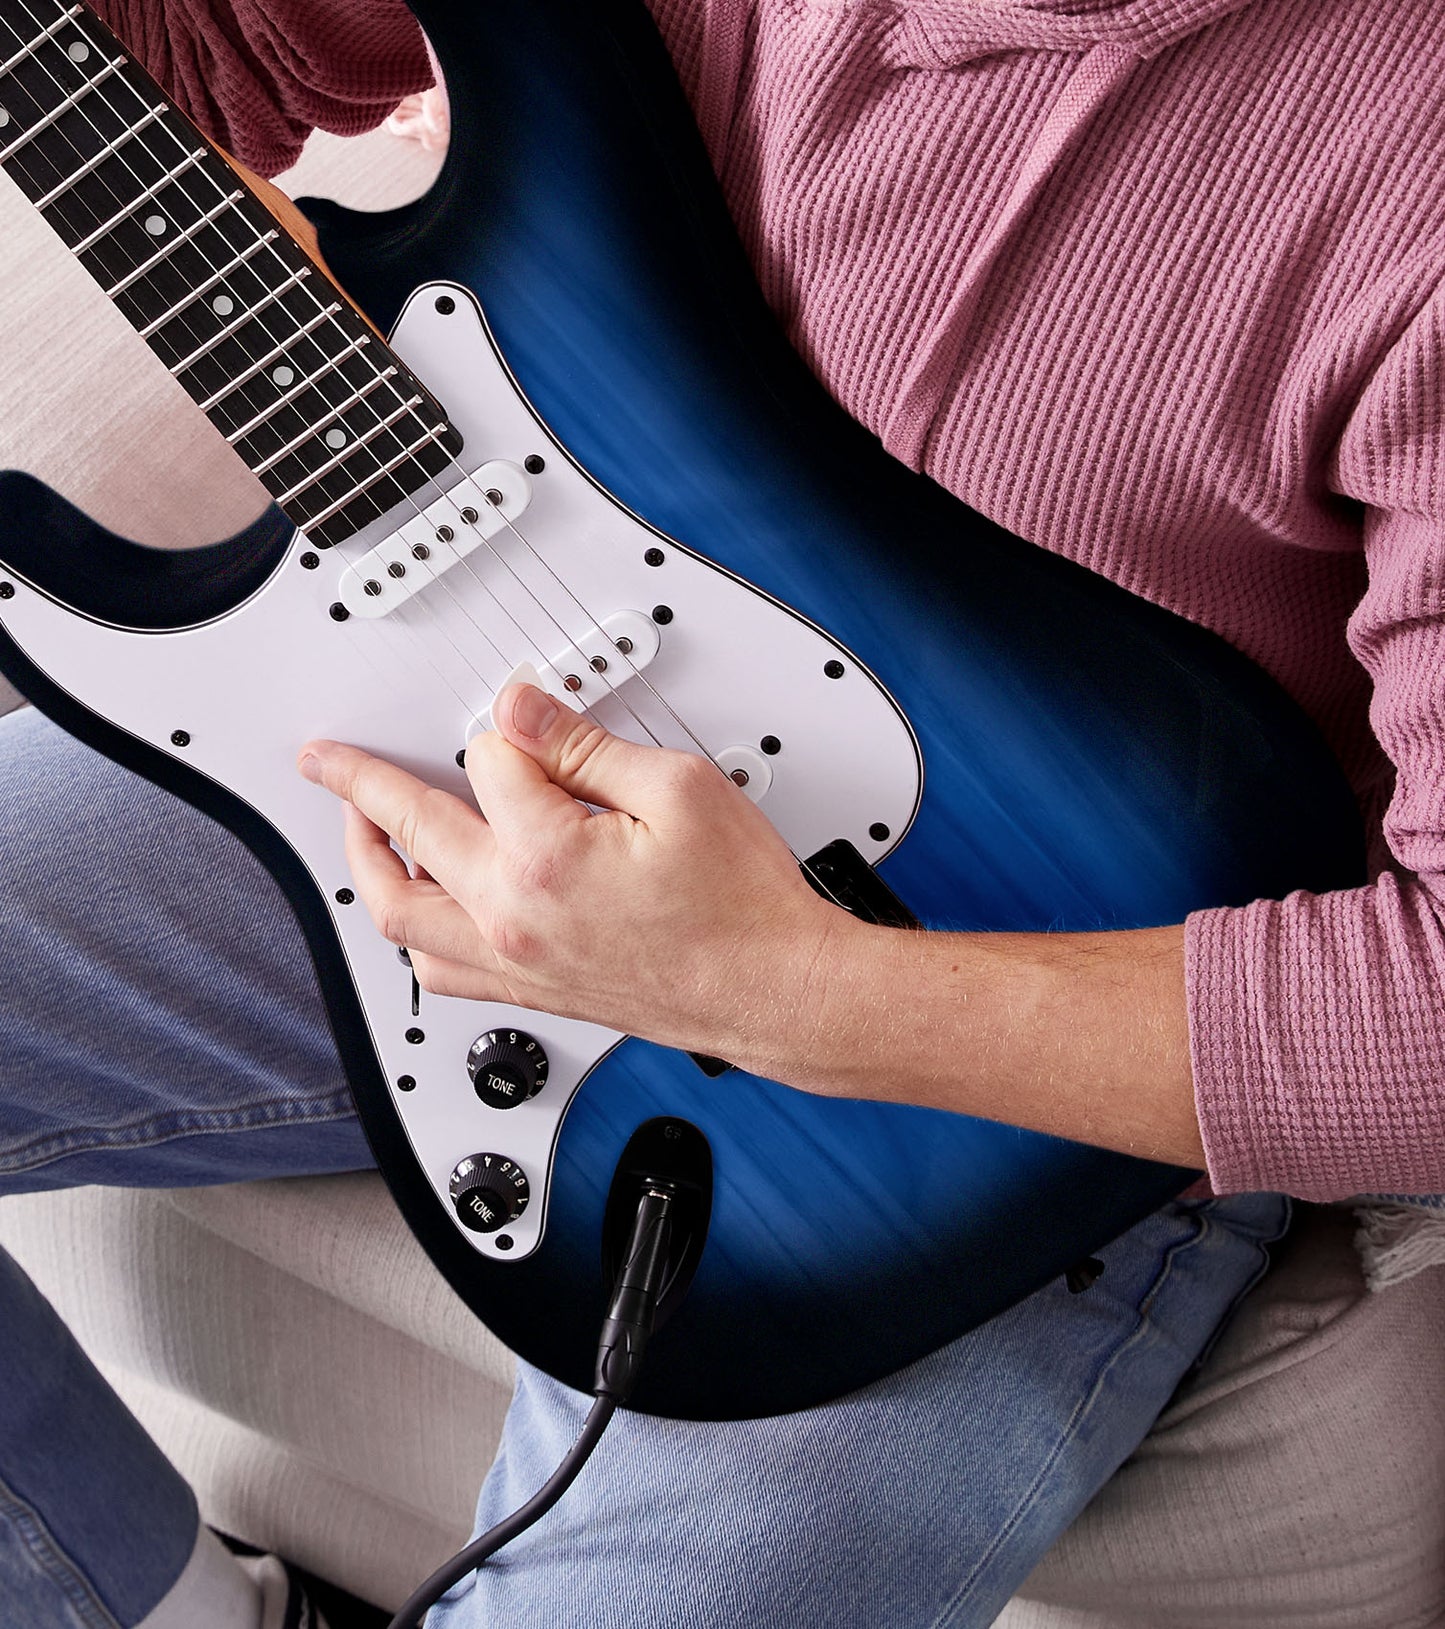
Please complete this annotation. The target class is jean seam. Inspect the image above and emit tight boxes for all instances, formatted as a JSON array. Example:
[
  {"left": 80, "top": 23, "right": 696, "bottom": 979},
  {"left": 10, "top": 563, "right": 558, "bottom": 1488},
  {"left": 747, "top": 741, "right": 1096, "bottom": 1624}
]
[
  {"left": 0, "top": 1088, "right": 358, "bottom": 1178},
  {"left": 0, "top": 1471, "right": 124, "bottom": 1629},
  {"left": 928, "top": 1207, "right": 1210, "bottom": 1629}
]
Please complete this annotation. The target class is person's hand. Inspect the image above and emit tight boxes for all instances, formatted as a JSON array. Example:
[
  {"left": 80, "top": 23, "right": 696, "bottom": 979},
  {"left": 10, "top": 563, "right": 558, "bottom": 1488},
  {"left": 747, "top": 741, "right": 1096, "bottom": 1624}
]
[{"left": 298, "top": 683, "right": 849, "bottom": 1069}]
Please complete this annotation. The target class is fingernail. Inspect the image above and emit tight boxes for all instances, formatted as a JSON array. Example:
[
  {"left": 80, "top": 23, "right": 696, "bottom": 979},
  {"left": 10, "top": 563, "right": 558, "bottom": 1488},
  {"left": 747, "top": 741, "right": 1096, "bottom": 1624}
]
[
  {"left": 298, "top": 752, "right": 321, "bottom": 783},
  {"left": 511, "top": 684, "right": 558, "bottom": 739}
]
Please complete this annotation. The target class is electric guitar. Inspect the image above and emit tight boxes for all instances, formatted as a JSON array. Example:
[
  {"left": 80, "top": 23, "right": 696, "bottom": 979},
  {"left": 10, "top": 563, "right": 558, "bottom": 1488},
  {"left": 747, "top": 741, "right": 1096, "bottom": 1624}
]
[{"left": 0, "top": 0, "right": 1363, "bottom": 1418}]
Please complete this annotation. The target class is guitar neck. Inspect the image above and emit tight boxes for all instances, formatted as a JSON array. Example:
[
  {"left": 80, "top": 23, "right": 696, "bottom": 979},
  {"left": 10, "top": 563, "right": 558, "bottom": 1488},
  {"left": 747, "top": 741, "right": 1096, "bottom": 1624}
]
[{"left": 0, "top": 0, "right": 460, "bottom": 546}]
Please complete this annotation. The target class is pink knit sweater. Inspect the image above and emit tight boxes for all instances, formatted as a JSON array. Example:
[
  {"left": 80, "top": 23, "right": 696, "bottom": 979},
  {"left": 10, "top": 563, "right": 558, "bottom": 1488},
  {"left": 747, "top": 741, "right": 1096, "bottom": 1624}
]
[{"left": 93, "top": 0, "right": 1445, "bottom": 1203}]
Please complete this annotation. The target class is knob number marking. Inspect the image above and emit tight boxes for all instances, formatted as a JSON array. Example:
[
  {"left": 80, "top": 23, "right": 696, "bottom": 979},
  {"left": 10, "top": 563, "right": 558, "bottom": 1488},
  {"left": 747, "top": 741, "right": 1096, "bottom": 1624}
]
[
  {"left": 449, "top": 1152, "right": 530, "bottom": 1233},
  {"left": 467, "top": 1028, "right": 549, "bottom": 1110}
]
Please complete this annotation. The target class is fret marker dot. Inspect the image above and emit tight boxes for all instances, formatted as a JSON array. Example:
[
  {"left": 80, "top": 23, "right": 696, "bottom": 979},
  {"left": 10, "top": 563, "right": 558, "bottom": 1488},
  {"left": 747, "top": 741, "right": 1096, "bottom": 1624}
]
[
  {"left": 67, "top": 41, "right": 90, "bottom": 62},
  {"left": 212, "top": 295, "right": 234, "bottom": 316},
  {"left": 272, "top": 365, "right": 295, "bottom": 387},
  {"left": 0, "top": 109, "right": 10, "bottom": 129},
  {"left": 325, "top": 428, "right": 348, "bottom": 449},
  {"left": 144, "top": 214, "right": 167, "bottom": 236}
]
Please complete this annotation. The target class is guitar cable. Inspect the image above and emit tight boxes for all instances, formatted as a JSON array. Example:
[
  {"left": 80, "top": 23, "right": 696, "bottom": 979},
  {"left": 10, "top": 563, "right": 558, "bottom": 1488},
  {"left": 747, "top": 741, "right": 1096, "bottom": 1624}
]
[{"left": 385, "top": 1183, "right": 681, "bottom": 1629}]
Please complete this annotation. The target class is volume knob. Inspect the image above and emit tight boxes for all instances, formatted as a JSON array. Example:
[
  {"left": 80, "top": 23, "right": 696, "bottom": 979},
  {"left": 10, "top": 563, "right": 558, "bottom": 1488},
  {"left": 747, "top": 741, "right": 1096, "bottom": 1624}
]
[
  {"left": 467, "top": 1028, "right": 548, "bottom": 1110},
  {"left": 449, "top": 1153, "right": 529, "bottom": 1233}
]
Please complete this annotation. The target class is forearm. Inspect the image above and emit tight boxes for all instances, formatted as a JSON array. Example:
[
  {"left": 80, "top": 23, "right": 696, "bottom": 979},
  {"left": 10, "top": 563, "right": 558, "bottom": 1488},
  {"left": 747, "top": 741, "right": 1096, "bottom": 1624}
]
[{"left": 743, "top": 917, "right": 1204, "bottom": 1169}]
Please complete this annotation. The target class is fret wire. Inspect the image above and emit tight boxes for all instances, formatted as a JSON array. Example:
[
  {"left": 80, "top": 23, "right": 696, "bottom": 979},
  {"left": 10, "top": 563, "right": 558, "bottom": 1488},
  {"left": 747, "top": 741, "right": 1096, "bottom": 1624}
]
[
  {"left": 275, "top": 395, "right": 426, "bottom": 505},
  {"left": 101, "top": 189, "right": 243, "bottom": 296},
  {"left": 0, "top": 52, "right": 123, "bottom": 162},
  {"left": 35, "top": 99, "right": 165, "bottom": 208},
  {"left": 0, "top": 2, "right": 79, "bottom": 76},
  {"left": 68, "top": 142, "right": 205, "bottom": 250},
  {"left": 299, "top": 425, "right": 452, "bottom": 530},
  {"left": 165, "top": 264, "right": 311, "bottom": 375},
  {"left": 223, "top": 332, "right": 371, "bottom": 443},
  {"left": 252, "top": 367, "right": 399, "bottom": 473},
  {"left": 0, "top": 1, "right": 457, "bottom": 541},
  {"left": 0, "top": 7, "right": 682, "bottom": 769},
  {"left": 194, "top": 301, "right": 343, "bottom": 411},
  {"left": 136, "top": 229, "right": 279, "bottom": 337}
]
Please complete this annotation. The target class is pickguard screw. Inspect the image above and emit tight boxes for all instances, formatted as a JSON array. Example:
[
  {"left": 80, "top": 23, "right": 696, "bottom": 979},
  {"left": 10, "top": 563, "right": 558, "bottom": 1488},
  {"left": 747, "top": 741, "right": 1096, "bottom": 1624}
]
[
  {"left": 869, "top": 822, "right": 891, "bottom": 842},
  {"left": 396, "top": 1074, "right": 417, "bottom": 1092},
  {"left": 387, "top": 561, "right": 406, "bottom": 578},
  {"left": 730, "top": 768, "right": 750, "bottom": 788},
  {"left": 589, "top": 655, "right": 608, "bottom": 673},
  {"left": 824, "top": 659, "right": 845, "bottom": 679},
  {"left": 434, "top": 294, "right": 455, "bottom": 315},
  {"left": 614, "top": 635, "right": 634, "bottom": 655},
  {"left": 412, "top": 543, "right": 431, "bottom": 561},
  {"left": 495, "top": 1234, "right": 514, "bottom": 1251},
  {"left": 644, "top": 548, "right": 665, "bottom": 567},
  {"left": 436, "top": 525, "right": 454, "bottom": 543},
  {"left": 760, "top": 735, "right": 781, "bottom": 755},
  {"left": 460, "top": 506, "right": 479, "bottom": 524},
  {"left": 485, "top": 488, "right": 503, "bottom": 506},
  {"left": 652, "top": 605, "right": 674, "bottom": 625},
  {"left": 0, "top": 582, "right": 13, "bottom": 600},
  {"left": 455, "top": 748, "right": 467, "bottom": 767},
  {"left": 363, "top": 579, "right": 383, "bottom": 597},
  {"left": 299, "top": 552, "right": 319, "bottom": 570},
  {"left": 170, "top": 729, "right": 190, "bottom": 747},
  {"left": 329, "top": 602, "right": 349, "bottom": 621},
  {"left": 335, "top": 887, "right": 355, "bottom": 905},
  {"left": 563, "top": 673, "right": 583, "bottom": 692},
  {"left": 524, "top": 454, "right": 546, "bottom": 475},
  {"left": 405, "top": 1027, "right": 425, "bottom": 1045}
]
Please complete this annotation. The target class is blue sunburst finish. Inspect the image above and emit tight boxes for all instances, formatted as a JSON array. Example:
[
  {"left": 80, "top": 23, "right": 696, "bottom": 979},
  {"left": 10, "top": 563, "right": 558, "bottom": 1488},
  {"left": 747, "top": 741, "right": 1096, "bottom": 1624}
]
[{"left": 0, "top": 0, "right": 1362, "bottom": 1418}]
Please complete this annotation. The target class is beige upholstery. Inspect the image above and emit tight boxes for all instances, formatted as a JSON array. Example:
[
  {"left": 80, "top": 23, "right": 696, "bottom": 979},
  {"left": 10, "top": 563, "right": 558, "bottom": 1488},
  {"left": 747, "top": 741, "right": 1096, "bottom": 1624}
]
[{"left": 0, "top": 1178, "right": 512, "bottom": 1610}]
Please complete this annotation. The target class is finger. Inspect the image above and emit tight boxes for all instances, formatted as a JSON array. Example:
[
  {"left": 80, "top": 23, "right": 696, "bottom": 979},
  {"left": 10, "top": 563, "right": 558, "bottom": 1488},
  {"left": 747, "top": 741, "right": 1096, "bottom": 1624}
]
[
  {"left": 342, "top": 802, "right": 490, "bottom": 961},
  {"left": 482, "top": 682, "right": 679, "bottom": 831},
  {"left": 300, "top": 740, "right": 489, "bottom": 897},
  {"left": 407, "top": 947, "right": 510, "bottom": 1003}
]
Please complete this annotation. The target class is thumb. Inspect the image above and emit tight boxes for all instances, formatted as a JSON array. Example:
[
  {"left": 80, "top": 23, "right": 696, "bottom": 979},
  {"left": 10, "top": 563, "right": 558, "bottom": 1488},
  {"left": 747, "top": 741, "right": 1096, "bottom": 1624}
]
[{"left": 494, "top": 682, "right": 674, "bottom": 813}]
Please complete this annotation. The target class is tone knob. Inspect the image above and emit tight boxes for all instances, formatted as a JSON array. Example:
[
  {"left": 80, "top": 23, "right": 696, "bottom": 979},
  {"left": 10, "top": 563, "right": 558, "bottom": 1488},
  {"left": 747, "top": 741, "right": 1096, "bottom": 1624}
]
[
  {"left": 467, "top": 1028, "right": 549, "bottom": 1110},
  {"left": 449, "top": 1153, "right": 530, "bottom": 1233}
]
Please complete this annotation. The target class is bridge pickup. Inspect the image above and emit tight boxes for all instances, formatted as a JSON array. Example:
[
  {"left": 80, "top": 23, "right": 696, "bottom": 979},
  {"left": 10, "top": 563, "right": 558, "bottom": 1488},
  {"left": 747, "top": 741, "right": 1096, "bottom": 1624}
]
[{"left": 802, "top": 839, "right": 921, "bottom": 930}]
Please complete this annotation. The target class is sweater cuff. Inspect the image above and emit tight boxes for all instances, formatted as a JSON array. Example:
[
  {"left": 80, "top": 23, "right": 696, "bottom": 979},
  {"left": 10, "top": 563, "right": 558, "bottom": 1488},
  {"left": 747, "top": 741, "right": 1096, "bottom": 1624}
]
[{"left": 1186, "top": 880, "right": 1445, "bottom": 1200}]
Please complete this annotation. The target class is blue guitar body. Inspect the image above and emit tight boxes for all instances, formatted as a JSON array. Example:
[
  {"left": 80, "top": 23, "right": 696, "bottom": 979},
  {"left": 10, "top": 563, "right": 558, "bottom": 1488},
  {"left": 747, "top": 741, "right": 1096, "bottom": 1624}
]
[{"left": 0, "top": 0, "right": 1361, "bottom": 1418}]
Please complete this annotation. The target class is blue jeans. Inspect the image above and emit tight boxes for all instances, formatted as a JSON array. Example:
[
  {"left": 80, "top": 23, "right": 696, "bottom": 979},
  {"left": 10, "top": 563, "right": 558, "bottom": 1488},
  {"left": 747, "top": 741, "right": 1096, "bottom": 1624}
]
[{"left": 0, "top": 707, "right": 1289, "bottom": 1627}]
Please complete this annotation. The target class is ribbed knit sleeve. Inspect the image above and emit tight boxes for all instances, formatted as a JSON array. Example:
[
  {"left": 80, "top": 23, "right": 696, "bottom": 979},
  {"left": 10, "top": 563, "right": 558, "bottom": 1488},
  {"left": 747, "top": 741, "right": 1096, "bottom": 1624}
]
[
  {"left": 1188, "top": 283, "right": 1445, "bottom": 1200},
  {"left": 88, "top": 0, "right": 431, "bottom": 176}
]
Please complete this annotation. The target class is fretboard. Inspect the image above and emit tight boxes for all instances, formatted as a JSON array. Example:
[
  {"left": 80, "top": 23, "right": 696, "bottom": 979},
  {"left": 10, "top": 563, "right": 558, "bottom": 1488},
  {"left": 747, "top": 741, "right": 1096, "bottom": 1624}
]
[{"left": 0, "top": 0, "right": 461, "bottom": 547}]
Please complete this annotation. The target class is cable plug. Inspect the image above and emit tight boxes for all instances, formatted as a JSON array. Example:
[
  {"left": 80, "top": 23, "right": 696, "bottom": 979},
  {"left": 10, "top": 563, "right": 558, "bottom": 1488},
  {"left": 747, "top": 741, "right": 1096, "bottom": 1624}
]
[{"left": 593, "top": 1183, "right": 676, "bottom": 1403}]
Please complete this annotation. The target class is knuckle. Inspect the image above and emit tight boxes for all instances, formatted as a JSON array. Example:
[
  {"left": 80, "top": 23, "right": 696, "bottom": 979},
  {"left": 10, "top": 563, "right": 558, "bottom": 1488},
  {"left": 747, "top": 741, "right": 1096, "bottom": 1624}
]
[
  {"left": 664, "top": 750, "right": 715, "bottom": 797},
  {"left": 507, "top": 839, "right": 560, "bottom": 897},
  {"left": 482, "top": 905, "right": 540, "bottom": 968},
  {"left": 554, "top": 720, "right": 611, "bottom": 785},
  {"left": 372, "top": 894, "right": 411, "bottom": 947}
]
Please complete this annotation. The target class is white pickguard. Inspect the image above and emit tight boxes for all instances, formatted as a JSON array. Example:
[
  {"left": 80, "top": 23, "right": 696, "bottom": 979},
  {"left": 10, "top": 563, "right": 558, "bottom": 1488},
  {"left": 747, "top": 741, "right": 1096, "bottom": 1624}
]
[{"left": 0, "top": 281, "right": 922, "bottom": 1261}]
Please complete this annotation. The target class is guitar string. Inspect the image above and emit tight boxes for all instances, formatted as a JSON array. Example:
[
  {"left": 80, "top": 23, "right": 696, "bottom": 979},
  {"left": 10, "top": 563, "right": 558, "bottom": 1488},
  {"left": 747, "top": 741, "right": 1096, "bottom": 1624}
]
[
  {"left": 3, "top": 0, "right": 730, "bottom": 782},
  {"left": 0, "top": 6, "right": 602, "bottom": 742},
  {"left": 2, "top": 2, "right": 842, "bottom": 921},
  {"left": 0, "top": 0, "right": 523, "bottom": 727}
]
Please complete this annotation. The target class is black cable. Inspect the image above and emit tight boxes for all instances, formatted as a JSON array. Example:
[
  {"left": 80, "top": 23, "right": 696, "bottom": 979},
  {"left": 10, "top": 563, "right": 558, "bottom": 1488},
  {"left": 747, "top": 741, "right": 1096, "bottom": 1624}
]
[
  {"left": 385, "top": 1394, "right": 618, "bottom": 1629},
  {"left": 384, "top": 1184, "right": 681, "bottom": 1629}
]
